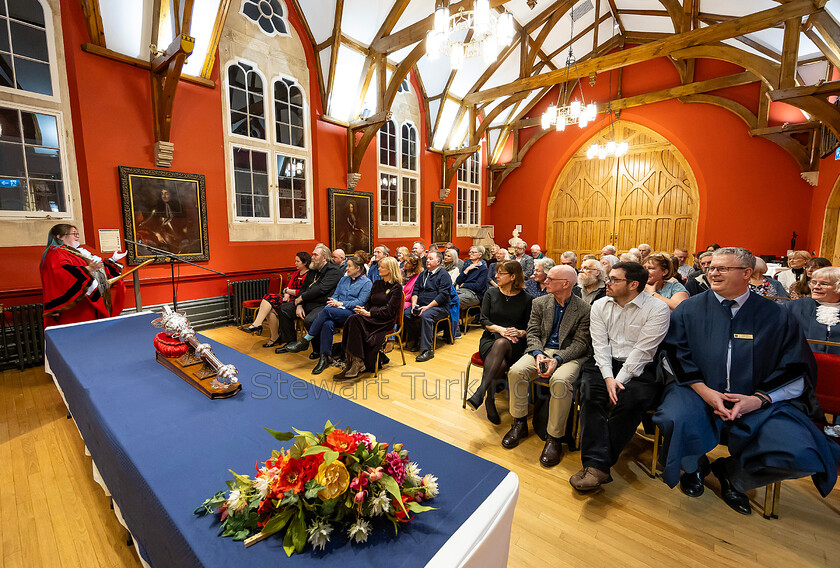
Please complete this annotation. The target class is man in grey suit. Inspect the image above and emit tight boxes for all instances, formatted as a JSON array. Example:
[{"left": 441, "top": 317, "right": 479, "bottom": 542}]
[
  {"left": 501, "top": 265, "right": 591, "bottom": 467},
  {"left": 512, "top": 239, "right": 535, "bottom": 278}
]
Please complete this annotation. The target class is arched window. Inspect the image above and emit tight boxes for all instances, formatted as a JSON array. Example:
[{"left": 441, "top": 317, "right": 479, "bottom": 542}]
[
  {"left": 274, "top": 77, "right": 304, "bottom": 147},
  {"left": 228, "top": 62, "right": 265, "bottom": 139},
  {"left": 378, "top": 120, "right": 396, "bottom": 167},
  {"left": 378, "top": 120, "right": 418, "bottom": 225},
  {"left": 401, "top": 123, "right": 417, "bottom": 171},
  {"left": 0, "top": 0, "right": 52, "bottom": 96},
  {"left": 457, "top": 151, "right": 481, "bottom": 227}
]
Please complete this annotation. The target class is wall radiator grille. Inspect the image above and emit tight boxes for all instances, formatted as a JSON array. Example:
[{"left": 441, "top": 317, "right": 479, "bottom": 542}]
[
  {"left": 2, "top": 303, "right": 44, "bottom": 370},
  {"left": 227, "top": 278, "right": 269, "bottom": 325}
]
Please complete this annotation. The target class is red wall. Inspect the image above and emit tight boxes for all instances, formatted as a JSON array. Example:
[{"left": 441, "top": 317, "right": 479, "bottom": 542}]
[
  {"left": 0, "top": 3, "right": 480, "bottom": 307},
  {"left": 489, "top": 56, "right": 817, "bottom": 258}
]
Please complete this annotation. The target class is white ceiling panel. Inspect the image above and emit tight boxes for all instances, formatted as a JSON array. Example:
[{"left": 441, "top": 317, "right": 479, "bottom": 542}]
[
  {"left": 614, "top": 0, "right": 665, "bottom": 11},
  {"left": 329, "top": 45, "right": 367, "bottom": 120},
  {"left": 721, "top": 37, "right": 775, "bottom": 62},
  {"left": 449, "top": 58, "right": 489, "bottom": 98},
  {"left": 700, "top": 0, "right": 776, "bottom": 18},
  {"left": 392, "top": 0, "right": 436, "bottom": 35},
  {"left": 482, "top": 44, "right": 522, "bottom": 90},
  {"left": 416, "top": 55, "right": 454, "bottom": 97},
  {"left": 341, "top": 0, "right": 394, "bottom": 45},
  {"left": 300, "top": 0, "right": 336, "bottom": 44},
  {"left": 433, "top": 99, "right": 460, "bottom": 148},
  {"left": 490, "top": 105, "right": 513, "bottom": 126},
  {"left": 799, "top": 61, "right": 828, "bottom": 86},
  {"left": 318, "top": 48, "right": 331, "bottom": 93},
  {"left": 619, "top": 15, "right": 675, "bottom": 34},
  {"left": 428, "top": 98, "right": 442, "bottom": 130},
  {"left": 598, "top": 18, "right": 619, "bottom": 49},
  {"left": 389, "top": 42, "right": 420, "bottom": 65},
  {"left": 506, "top": 0, "right": 560, "bottom": 29}
]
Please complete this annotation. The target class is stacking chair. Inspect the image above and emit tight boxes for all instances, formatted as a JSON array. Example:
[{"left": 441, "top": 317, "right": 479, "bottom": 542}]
[
  {"left": 375, "top": 292, "right": 406, "bottom": 371},
  {"left": 459, "top": 304, "right": 481, "bottom": 333},
  {"left": 240, "top": 274, "right": 282, "bottom": 332},
  {"left": 432, "top": 315, "right": 453, "bottom": 352}
]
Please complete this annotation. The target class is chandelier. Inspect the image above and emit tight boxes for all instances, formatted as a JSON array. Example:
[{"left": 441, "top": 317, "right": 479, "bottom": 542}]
[
  {"left": 541, "top": 12, "right": 597, "bottom": 131},
  {"left": 426, "top": 0, "right": 515, "bottom": 69},
  {"left": 586, "top": 104, "right": 628, "bottom": 160}
]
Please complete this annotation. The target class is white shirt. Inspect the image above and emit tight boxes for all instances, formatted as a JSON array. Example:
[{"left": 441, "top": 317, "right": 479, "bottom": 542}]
[
  {"left": 590, "top": 292, "right": 671, "bottom": 384},
  {"left": 714, "top": 290, "right": 804, "bottom": 402}
]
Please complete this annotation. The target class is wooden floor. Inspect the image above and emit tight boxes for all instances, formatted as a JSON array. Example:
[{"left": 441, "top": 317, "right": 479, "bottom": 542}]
[{"left": 3, "top": 324, "right": 840, "bottom": 567}]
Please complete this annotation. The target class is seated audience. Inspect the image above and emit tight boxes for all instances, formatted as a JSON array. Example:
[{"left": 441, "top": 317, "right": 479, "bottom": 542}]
[
  {"left": 599, "top": 254, "right": 619, "bottom": 276},
  {"left": 444, "top": 248, "right": 461, "bottom": 282},
  {"left": 274, "top": 244, "right": 342, "bottom": 353},
  {"left": 574, "top": 258, "right": 606, "bottom": 305},
  {"left": 512, "top": 238, "right": 535, "bottom": 278},
  {"left": 685, "top": 251, "right": 713, "bottom": 295},
  {"left": 488, "top": 246, "right": 510, "bottom": 287},
  {"left": 336, "top": 257, "right": 404, "bottom": 380},
  {"left": 749, "top": 257, "right": 788, "bottom": 302},
  {"left": 243, "top": 251, "right": 312, "bottom": 347},
  {"left": 332, "top": 249, "right": 346, "bottom": 271},
  {"left": 412, "top": 240, "right": 427, "bottom": 269},
  {"left": 776, "top": 250, "right": 811, "bottom": 293},
  {"left": 403, "top": 250, "right": 451, "bottom": 362},
  {"left": 644, "top": 253, "right": 689, "bottom": 311},
  {"left": 368, "top": 245, "right": 389, "bottom": 282},
  {"left": 395, "top": 246, "right": 410, "bottom": 268},
  {"left": 466, "top": 259, "right": 532, "bottom": 422},
  {"left": 401, "top": 253, "right": 422, "bottom": 309},
  {"left": 620, "top": 248, "right": 641, "bottom": 263},
  {"left": 637, "top": 243, "right": 651, "bottom": 263},
  {"left": 353, "top": 249, "right": 370, "bottom": 269},
  {"left": 502, "top": 266, "right": 591, "bottom": 467},
  {"left": 526, "top": 257, "right": 554, "bottom": 298},
  {"left": 654, "top": 247, "right": 840, "bottom": 515},
  {"left": 531, "top": 244, "right": 544, "bottom": 259},
  {"left": 787, "top": 266, "right": 840, "bottom": 355},
  {"left": 790, "top": 257, "right": 832, "bottom": 299},
  {"left": 455, "top": 245, "right": 488, "bottom": 310},
  {"left": 706, "top": 243, "right": 721, "bottom": 252},
  {"left": 582, "top": 254, "right": 597, "bottom": 261},
  {"left": 559, "top": 251, "right": 577, "bottom": 268},
  {"left": 282, "top": 256, "right": 372, "bottom": 374},
  {"left": 450, "top": 245, "right": 463, "bottom": 270},
  {"left": 600, "top": 244, "right": 617, "bottom": 257},
  {"left": 673, "top": 248, "right": 693, "bottom": 279},
  {"left": 570, "top": 262, "right": 670, "bottom": 492}
]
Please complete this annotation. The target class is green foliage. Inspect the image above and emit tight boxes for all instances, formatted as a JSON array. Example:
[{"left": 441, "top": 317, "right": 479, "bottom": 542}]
[{"left": 264, "top": 428, "right": 295, "bottom": 441}]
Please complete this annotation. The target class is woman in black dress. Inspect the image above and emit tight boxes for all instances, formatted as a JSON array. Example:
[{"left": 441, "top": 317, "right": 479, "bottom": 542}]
[
  {"left": 337, "top": 256, "right": 403, "bottom": 380},
  {"left": 467, "top": 260, "right": 532, "bottom": 424}
]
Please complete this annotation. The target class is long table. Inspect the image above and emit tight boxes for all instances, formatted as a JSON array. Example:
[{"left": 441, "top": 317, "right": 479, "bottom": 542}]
[{"left": 45, "top": 313, "right": 517, "bottom": 568}]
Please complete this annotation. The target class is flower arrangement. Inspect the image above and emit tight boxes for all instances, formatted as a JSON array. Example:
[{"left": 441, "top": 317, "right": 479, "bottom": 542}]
[{"left": 195, "top": 421, "right": 438, "bottom": 556}]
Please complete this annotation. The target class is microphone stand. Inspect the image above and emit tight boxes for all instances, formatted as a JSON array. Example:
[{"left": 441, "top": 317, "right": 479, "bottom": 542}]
[{"left": 125, "top": 239, "right": 226, "bottom": 312}]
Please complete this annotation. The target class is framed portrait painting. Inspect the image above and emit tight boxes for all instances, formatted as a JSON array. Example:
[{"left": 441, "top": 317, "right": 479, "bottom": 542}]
[
  {"left": 118, "top": 166, "right": 210, "bottom": 265},
  {"left": 431, "top": 202, "right": 453, "bottom": 246},
  {"left": 328, "top": 188, "right": 373, "bottom": 255}
]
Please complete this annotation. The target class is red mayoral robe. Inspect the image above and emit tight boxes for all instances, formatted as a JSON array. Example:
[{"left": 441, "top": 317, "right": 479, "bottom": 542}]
[{"left": 40, "top": 245, "right": 126, "bottom": 328}]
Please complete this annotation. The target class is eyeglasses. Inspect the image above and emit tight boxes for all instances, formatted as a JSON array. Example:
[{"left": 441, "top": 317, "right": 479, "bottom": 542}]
[
  {"left": 580, "top": 267, "right": 600, "bottom": 272},
  {"left": 809, "top": 280, "right": 834, "bottom": 288},
  {"left": 707, "top": 266, "right": 749, "bottom": 274},
  {"left": 496, "top": 271, "right": 510, "bottom": 277},
  {"left": 544, "top": 277, "right": 572, "bottom": 283},
  {"left": 607, "top": 277, "right": 627, "bottom": 284},
  {"left": 66, "top": 231, "right": 80, "bottom": 237}
]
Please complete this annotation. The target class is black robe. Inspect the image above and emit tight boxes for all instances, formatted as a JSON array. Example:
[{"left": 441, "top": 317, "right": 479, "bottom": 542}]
[
  {"left": 341, "top": 280, "right": 403, "bottom": 371},
  {"left": 786, "top": 297, "right": 840, "bottom": 355},
  {"left": 654, "top": 291, "right": 840, "bottom": 496}
]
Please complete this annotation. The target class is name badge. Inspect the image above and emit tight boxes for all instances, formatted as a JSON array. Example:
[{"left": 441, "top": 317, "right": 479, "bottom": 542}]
[{"left": 733, "top": 333, "right": 753, "bottom": 340}]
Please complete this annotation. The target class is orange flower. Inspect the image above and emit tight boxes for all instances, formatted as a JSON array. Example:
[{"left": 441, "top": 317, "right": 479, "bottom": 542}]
[
  {"left": 325, "top": 430, "right": 358, "bottom": 454},
  {"left": 274, "top": 458, "right": 306, "bottom": 495}
]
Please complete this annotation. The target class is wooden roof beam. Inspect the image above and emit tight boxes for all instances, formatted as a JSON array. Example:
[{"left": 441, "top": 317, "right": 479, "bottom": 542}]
[
  {"left": 465, "top": 1, "right": 819, "bottom": 104},
  {"left": 768, "top": 79, "right": 840, "bottom": 100},
  {"left": 79, "top": 0, "right": 106, "bottom": 47}
]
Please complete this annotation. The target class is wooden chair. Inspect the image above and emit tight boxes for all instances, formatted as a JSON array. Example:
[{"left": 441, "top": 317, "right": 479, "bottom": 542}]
[
  {"left": 462, "top": 352, "right": 486, "bottom": 408},
  {"left": 375, "top": 291, "right": 407, "bottom": 371},
  {"left": 459, "top": 304, "right": 481, "bottom": 334},
  {"left": 240, "top": 274, "right": 283, "bottom": 332},
  {"left": 432, "top": 315, "right": 453, "bottom": 353}
]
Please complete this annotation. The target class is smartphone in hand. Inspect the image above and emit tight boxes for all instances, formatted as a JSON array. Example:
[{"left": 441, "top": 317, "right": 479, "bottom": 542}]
[{"left": 538, "top": 360, "right": 549, "bottom": 374}]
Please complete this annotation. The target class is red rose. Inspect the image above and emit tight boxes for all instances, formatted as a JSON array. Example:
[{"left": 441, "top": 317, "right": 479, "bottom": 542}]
[
  {"left": 326, "top": 430, "right": 358, "bottom": 454},
  {"left": 300, "top": 452, "right": 325, "bottom": 482}
]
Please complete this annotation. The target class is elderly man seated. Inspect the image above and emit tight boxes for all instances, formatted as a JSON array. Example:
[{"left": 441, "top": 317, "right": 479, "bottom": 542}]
[
  {"left": 531, "top": 244, "right": 544, "bottom": 259},
  {"left": 574, "top": 258, "right": 606, "bottom": 305},
  {"left": 526, "top": 257, "right": 554, "bottom": 298},
  {"left": 570, "top": 261, "right": 671, "bottom": 492},
  {"left": 559, "top": 251, "right": 577, "bottom": 268},
  {"left": 654, "top": 248, "right": 840, "bottom": 515},
  {"left": 685, "top": 251, "right": 713, "bottom": 295},
  {"left": 332, "top": 248, "right": 347, "bottom": 271},
  {"left": 501, "top": 265, "right": 591, "bottom": 467},
  {"left": 600, "top": 244, "right": 617, "bottom": 257},
  {"left": 512, "top": 239, "right": 535, "bottom": 278},
  {"left": 404, "top": 250, "right": 451, "bottom": 362}
]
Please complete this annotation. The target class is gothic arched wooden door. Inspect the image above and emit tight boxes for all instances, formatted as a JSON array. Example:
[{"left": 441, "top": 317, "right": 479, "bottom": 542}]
[{"left": 547, "top": 121, "right": 699, "bottom": 262}]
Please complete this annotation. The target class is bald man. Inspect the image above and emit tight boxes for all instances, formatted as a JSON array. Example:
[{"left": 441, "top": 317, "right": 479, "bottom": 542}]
[{"left": 501, "top": 265, "right": 592, "bottom": 467}]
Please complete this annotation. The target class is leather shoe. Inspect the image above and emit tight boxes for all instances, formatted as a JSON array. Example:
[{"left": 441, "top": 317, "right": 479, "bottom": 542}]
[
  {"left": 415, "top": 350, "right": 434, "bottom": 362},
  {"left": 539, "top": 435, "right": 563, "bottom": 467},
  {"left": 501, "top": 418, "right": 528, "bottom": 449},
  {"left": 274, "top": 344, "right": 290, "bottom": 354},
  {"left": 679, "top": 455, "right": 711, "bottom": 498},
  {"left": 405, "top": 341, "right": 420, "bottom": 353},
  {"left": 711, "top": 458, "right": 751, "bottom": 515},
  {"left": 284, "top": 339, "right": 309, "bottom": 353},
  {"left": 569, "top": 467, "right": 613, "bottom": 492},
  {"left": 309, "top": 351, "right": 320, "bottom": 360},
  {"left": 343, "top": 354, "right": 366, "bottom": 379},
  {"left": 312, "top": 354, "right": 331, "bottom": 375}
]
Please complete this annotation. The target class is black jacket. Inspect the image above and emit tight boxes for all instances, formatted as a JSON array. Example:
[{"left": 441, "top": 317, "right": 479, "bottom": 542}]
[{"left": 298, "top": 262, "right": 342, "bottom": 312}]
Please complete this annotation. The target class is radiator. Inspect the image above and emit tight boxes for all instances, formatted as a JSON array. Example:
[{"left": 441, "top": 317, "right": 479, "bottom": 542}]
[
  {"left": 227, "top": 278, "right": 270, "bottom": 325},
  {"left": 2, "top": 303, "right": 44, "bottom": 370}
]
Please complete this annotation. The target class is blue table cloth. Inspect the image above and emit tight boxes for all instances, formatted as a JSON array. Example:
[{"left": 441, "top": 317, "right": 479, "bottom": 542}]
[{"left": 45, "top": 313, "right": 510, "bottom": 568}]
